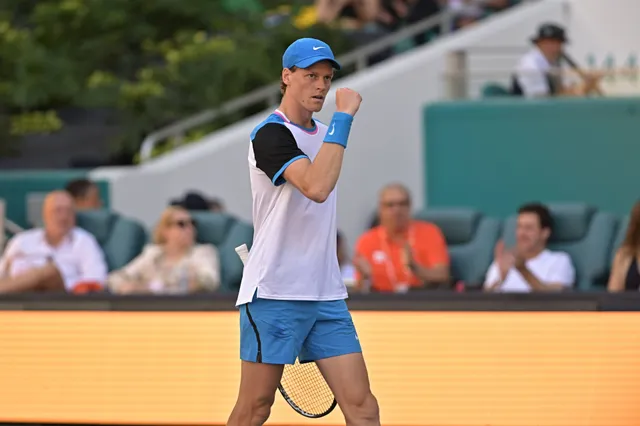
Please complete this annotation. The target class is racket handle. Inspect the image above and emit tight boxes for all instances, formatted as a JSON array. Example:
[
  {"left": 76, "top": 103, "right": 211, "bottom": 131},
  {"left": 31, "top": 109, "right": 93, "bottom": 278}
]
[{"left": 235, "top": 244, "right": 249, "bottom": 265}]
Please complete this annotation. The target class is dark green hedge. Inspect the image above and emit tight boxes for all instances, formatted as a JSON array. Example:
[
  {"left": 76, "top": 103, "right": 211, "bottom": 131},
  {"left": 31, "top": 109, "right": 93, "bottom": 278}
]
[{"left": 0, "top": 0, "right": 352, "bottom": 160}]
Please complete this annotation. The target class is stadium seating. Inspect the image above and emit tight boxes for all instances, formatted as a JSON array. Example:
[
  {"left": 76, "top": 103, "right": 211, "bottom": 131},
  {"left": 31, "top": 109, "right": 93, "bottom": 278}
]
[
  {"left": 76, "top": 210, "right": 148, "bottom": 271},
  {"left": 189, "top": 211, "right": 253, "bottom": 291},
  {"left": 610, "top": 216, "right": 629, "bottom": 264},
  {"left": 480, "top": 82, "right": 511, "bottom": 98},
  {"left": 501, "top": 203, "right": 618, "bottom": 291},
  {"left": 414, "top": 208, "right": 501, "bottom": 285}
]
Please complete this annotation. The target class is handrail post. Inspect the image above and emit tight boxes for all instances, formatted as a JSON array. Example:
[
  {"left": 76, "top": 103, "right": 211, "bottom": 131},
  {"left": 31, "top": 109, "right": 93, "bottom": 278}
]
[{"left": 445, "top": 49, "right": 468, "bottom": 100}]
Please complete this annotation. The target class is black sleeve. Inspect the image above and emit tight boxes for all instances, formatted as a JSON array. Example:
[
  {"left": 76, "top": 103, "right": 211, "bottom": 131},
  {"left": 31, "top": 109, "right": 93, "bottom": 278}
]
[{"left": 252, "top": 123, "right": 308, "bottom": 186}]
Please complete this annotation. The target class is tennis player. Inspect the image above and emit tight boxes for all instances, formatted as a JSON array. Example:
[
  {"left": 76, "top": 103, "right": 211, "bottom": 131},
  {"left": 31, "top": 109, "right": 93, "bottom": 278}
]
[{"left": 227, "top": 38, "right": 380, "bottom": 426}]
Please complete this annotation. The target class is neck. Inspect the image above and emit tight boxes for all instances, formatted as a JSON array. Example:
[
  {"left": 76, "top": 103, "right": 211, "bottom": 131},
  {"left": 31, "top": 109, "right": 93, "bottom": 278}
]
[
  {"left": 278, "top": 97, "right": 314, "bottom": 128},
  {"left": 45, "top": 231, "right": 66, "bottom": 247},
  {"left": 383, "top": 223, "right": 410, "bottom": 240},
  {"left": 163, "top": 244, "right": 189, "bottom": 259},
  {"left": 521, "top": 246, "right": 545, "bottom": 260}
]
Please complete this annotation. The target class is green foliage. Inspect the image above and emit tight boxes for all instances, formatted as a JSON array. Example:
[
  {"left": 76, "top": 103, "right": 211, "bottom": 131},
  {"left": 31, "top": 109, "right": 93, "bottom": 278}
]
[
  {"left": 0, "top": 0, "right": 353, "bottom": 160},
  {"left": 10, "top": 111, "right": 63, "bottom": 135}
]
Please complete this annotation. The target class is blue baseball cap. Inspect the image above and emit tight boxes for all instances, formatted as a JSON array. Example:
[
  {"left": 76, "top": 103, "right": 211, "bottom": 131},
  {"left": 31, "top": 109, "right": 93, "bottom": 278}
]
[{"left": 282, "top": 38, "right": 341, "bottom": 70}]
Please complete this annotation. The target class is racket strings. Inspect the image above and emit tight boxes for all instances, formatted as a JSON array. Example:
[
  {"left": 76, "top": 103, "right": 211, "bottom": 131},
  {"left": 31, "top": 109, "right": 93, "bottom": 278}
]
[{"left": 279, "top": 359, "right": 335, "bottom": 416}]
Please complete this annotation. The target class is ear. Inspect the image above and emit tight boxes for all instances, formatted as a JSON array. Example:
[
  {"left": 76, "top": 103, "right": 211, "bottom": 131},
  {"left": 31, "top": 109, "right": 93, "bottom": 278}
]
[
  {"left": 541, "top": 227, "right": 551, "bottom": 241},
  {"left": 282, "top": 68, "right": 291, "bottom": 86}
]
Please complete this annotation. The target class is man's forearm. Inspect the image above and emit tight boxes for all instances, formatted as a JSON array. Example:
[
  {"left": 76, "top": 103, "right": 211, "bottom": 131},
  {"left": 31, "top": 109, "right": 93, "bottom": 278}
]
[
  {"left": 300, "top": 112, "right": 353, "bottom": 202},
  {"left": 412, "top": 264, "right": 450, "bottom": 285},
  {"left": 517, "top": 266, "right": 564, "bottom": 292}
]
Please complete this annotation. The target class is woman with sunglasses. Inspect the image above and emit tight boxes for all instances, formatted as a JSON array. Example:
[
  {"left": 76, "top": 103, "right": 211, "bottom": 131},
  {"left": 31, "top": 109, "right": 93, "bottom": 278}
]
[{"left": 108, "top": 206, "right": 220, "bottom": 294}]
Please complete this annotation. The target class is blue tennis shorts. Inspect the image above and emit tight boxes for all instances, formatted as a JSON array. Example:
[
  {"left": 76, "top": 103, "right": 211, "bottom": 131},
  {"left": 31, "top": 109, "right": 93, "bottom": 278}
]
[{"left": 239, "top": 296, "right": 362, "bottom": 365}]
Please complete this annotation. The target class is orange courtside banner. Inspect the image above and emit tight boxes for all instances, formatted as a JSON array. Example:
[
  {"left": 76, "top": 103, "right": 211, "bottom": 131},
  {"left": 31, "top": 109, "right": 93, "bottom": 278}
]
[{"left": 0, "top": 311, "right": 639, "bottom": 426}]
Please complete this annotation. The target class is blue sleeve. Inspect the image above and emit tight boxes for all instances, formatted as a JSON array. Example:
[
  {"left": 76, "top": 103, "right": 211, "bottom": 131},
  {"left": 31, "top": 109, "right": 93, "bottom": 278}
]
[{"left": 252, "top": 123, "right": 308, "bottom": 186}]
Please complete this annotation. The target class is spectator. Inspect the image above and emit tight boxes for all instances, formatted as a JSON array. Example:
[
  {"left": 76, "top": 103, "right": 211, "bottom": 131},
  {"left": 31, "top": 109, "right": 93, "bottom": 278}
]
[
  {"left": 511, "top": 23, "right": 601, "bottom": 97},
  {"left": 442, "top": 0, "right": 510, "bottom": 27},
  {"left": 608, "top": 201, "right": 640, "bottom": 292},
  {"left": 377, "top": 0, "right": 441, "bottom": 46},
  {"left": 337, "top": 231, "right": 356, "bottom": 287},
  {"left": 315, "top": 0, "right": 380, "bottom": 28},
  {"left": 443, "top": 0, "right": 485, "bottom": 27},
  {"left": 108, "top": 206, "right": 220, "bottom": 294},
  {"left": 65, "top": 178, "right": 103, "bottom": 210},
  {"left": 354, "top": 183, "right": 450, "bottom": 292},
  {"left": 484, "top": 202, "right": 575, "bottom": 292},
  {"left": 0, "top": 191, "right": 107, "bottom": 293}
]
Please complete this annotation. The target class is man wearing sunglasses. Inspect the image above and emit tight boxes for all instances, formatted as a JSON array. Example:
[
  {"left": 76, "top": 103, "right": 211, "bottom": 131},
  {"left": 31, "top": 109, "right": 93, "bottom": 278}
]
[{"left": 354, "top": 183, "right": 450, "bottom": 293}]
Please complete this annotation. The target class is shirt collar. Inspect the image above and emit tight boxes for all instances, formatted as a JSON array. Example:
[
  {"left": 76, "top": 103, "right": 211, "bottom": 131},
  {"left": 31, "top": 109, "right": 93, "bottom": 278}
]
[
  {"left": 39, "top": 227, "right": 75, "bottom": 247},
  {"left": 379, "top": 222, "right": 413, "bottom": 243}
]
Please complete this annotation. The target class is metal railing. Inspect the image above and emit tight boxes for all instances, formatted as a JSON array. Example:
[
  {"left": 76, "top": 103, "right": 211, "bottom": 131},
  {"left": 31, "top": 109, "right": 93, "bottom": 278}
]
[
  {"left": 441, "top": 45, "right": 640, "bottom": 100},
  {"left": 138, "top": 10, "right": 455, "bottom": 162},
  {"left": 0, "top": 199, "right": 25, "bottom": 252}
]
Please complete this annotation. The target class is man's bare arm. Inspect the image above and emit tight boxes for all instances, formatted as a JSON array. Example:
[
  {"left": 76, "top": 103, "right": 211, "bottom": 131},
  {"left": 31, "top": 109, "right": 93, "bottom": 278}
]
[
  {"left": 283, "top": 88, "right": 362, "bottom": 203},
  {"left": 412, "top": 263, "right": 450, "bottom": 285},
  {"left": 516, "top": 265, "right": 565, "bottom": 292},
  {"left": 283, "top": 144, "right": 345, "bottom": 203}
]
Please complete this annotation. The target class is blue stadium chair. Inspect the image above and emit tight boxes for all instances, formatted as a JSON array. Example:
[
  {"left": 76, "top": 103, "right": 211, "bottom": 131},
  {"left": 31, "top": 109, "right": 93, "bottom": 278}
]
[
  {"left": 189, "top": 211, "right": 253, "bottom": 291},
  {"left": 414, "top": 208, "right": 501, "bottom": 286},
  {"left": 481, "top": 82, "right": 511, "bottom": 98},
  {"left": 501, "top": 203, "right": 618, "bottom": 291},
  {"left": 610, "top": 216, "right": 629, "bottom": 264},
  {"left": 76, "top": 209, "right": 148, "bottom": 271}
]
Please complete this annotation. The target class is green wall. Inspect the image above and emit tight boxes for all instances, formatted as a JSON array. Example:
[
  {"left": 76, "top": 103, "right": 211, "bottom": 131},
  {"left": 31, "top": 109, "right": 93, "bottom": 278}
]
[
  {"left": 423, "top": 97, "right": 640, "bottom": 218},
  {"left": 0, "top": 170, "right": 110, "bottom": 228}
]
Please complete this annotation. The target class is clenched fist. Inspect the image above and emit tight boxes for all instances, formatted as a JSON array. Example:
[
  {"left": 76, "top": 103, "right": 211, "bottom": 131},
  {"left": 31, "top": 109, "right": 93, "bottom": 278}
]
[{"left": 335, "top": 88, "right": 362, "bottom": 117}]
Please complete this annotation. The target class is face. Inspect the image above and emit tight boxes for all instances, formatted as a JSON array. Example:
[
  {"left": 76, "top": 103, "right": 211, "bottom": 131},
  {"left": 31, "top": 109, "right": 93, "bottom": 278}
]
[
  {"left": 77, "top": 185, "right": 102, "bottom": 210},
  {"left": 538, "top": 39, "right": 563, "bottom": 61},
  {"left": 282, "top": 61, "right": 334, "bottom": 113},
  {"left": 378, "top": 187, "right": 411, "bottom": 231},
  {"left": 164, "top": 210, "right": 195, "bottom": 247},
  {"left": 515, "top": 212, "right": 550, "bottom": 254},
  {"left": 43, "top": 193, "right": 75, "bottom": 238}
]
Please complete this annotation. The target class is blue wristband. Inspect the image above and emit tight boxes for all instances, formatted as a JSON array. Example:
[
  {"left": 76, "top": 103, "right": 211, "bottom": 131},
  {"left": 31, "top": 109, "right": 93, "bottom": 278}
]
[{"left": 323, "top": 112, "right": 354, "bottom": 148}]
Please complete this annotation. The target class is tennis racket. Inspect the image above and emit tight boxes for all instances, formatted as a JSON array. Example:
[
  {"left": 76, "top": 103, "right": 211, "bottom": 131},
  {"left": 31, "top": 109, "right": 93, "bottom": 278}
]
[{"left": 235, "top": 244, "right": 338, "bottom": 418}]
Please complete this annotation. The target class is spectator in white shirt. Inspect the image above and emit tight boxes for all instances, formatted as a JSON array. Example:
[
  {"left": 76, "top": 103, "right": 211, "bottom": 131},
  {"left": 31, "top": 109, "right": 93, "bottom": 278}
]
[
  {"left": 511, "top": 23, "right": 601, "bottom": 97},
  {"left": 0, "top": 191, "right": 108, "bottom": 293},
  {"left": 485, "top": 203, "right": 575, "bottom": 293}
]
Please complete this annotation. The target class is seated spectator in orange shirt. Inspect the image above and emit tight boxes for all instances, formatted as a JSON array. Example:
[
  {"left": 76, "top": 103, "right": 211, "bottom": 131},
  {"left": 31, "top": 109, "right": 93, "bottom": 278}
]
[{"left": 354, "top": 183, "right": 450, "bottom": 292}]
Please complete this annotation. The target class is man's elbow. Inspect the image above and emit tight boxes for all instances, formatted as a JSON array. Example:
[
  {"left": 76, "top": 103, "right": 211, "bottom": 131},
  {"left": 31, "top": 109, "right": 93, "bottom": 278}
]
[
  {"left": 306, "top": 189, "right": 330, "bottom": 203},
  {"left": 300, "top": 184, "right": 331, "bottom": 203}
]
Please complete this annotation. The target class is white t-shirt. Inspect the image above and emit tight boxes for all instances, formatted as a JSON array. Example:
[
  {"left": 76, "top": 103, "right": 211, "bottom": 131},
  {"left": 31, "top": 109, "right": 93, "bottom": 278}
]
[
  {"left": 0, "top": 227, "right": 108, "bottom": 291},
  {"left": 484, "top": 249, "right": 575, "bottom": 293},
  {"left": 236, "top": 109, "right": 347, "bottom": 306},
  {"left": 341, "top": 263, "right": 356, "bottom": 287},
  {"left": 447, "top": 0, "right": 484, "bottom": 18}
]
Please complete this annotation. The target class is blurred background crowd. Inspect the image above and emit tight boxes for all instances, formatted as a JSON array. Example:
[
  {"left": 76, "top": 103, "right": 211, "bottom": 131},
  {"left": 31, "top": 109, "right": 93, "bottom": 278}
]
[{"left": 0, "top": 0, "right": 638, "bottom": 298}]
